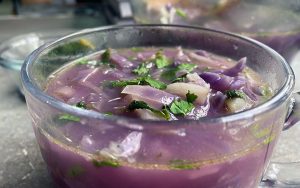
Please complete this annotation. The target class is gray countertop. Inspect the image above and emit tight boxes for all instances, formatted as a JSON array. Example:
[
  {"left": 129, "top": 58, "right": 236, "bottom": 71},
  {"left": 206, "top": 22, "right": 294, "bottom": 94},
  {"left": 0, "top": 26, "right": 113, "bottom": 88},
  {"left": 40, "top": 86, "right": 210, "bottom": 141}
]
[{"left": 0, "top": 22, "right": 300, "bottom": 188}]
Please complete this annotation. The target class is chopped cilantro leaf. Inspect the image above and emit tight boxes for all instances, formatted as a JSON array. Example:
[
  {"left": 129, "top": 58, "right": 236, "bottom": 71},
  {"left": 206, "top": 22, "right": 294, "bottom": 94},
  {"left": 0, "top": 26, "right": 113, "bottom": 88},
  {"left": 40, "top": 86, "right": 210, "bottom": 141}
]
[
  {"left": 128, "top": 100, "right": 170, "bottom": 120},
  {"left": 225, "top": 90, "right": 245, "bottom": 99},
  {"left": 178, "top": 63, "right": 197, "bottom": 72},
  {"left": 77, "top": 59, "right": 89, "bottom": 65},
  {"left": 161, "top": 63, "right": 196, "bottom": 81},
  {"left": 58, "top": 114, "right": 81, "bottom": 122},
  {"left": 169, "top": 160, "right": 197, "bottom": 170},
  {"left": 110, "top": 79, "right": 141, "bottom": 87},
  {"left": 169, "top": 99, "right": 194, "bottom": 116},
  {"left": 67, "top": 165, "right": 85, "bottom": 178},
  {"left": 103, "top": 112, "right": 113, "bottom": 116},
  {"left": 186, "top": 91, "right": 198, "bottom": 103},
  {"left": 171, "top": 76, "right": 186, "bottom": 83},
  {"left": 75, "top": 101, "right": 87, "bottom": 109},
  {"left": 101, "top": 48, "right": 111, "bottom": 64},
  {"left": 132, "top": 63, "right": 150, "bottom": 76},
  {"left": 155, "top": 50, "right": 170, "bottom": 68},
  {"left": 261, "top": 85, "right": 272, "bottom": 98},
  {"left": 143, "top": 77, "right": 167, "bottom": 90},
  {"left": 92, "top": 159, "right": 120, "bottom": 168},
  {"left": 175, "top": 8, "right": 187, "bottom": 18},
  {"left": 110, "top": 77, "right": 167, "bottom": 90},
  {"left": 161, "top": 68, "right": 178, "bottom": 81},
  {"left": 128, "top": 100, "right": 151, "bottom": 111}
]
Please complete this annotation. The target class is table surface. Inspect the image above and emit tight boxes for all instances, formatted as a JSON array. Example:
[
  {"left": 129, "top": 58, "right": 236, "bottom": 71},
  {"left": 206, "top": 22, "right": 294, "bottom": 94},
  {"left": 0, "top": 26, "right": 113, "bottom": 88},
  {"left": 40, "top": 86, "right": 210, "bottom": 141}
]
[{"left": 1, "top": 33, "right": 300, "bottom": 188}]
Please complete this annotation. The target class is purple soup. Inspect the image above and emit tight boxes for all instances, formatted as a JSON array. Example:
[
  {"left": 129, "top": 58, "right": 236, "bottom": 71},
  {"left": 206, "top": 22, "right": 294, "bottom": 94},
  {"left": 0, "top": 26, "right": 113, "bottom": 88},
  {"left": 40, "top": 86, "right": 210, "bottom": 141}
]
[{"left": 37, "top": 47, "right": 275, "bottom": 188}]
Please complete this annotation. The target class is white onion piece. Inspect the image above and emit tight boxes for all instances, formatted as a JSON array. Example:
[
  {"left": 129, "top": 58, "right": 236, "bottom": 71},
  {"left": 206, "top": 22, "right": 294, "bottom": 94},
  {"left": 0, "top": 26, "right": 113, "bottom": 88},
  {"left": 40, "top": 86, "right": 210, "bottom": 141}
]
[
  {"left": 186, "top": 73, "right": 210, "bottom": 88},
  {"left": 166, "top": 83, "right": 209, "bottom": 104},
  {"left": 225, "top": 98, "right": 251, "bottom": 113}
]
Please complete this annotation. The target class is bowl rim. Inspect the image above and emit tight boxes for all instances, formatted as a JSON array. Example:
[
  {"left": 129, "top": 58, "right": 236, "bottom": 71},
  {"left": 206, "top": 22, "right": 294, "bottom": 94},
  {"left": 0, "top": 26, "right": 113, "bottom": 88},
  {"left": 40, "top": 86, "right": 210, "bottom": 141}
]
[{"left": 21, "top": 24, "right": 295, "bottom": 127}]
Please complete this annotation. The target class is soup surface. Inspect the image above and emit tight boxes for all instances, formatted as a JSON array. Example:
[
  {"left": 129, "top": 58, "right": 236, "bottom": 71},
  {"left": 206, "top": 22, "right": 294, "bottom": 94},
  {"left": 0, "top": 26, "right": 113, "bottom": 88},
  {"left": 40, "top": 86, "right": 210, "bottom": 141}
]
[{"left": 46, "top": 47, "right": 272, "bottom": 121}]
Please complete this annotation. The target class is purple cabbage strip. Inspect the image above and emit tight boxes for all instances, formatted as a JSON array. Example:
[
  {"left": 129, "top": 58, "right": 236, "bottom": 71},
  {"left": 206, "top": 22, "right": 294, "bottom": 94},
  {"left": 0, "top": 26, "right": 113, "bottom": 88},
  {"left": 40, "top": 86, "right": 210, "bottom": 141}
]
[
  {"left": 242, "top": 84, "right": 258, "bottom": 101},
  {"left": 200, "top": 72, "right": 234, "bottom": 91},
  {"left": 230, "top": 76, "right": 247, "bottom": 90},
  {"left": 111, "top": 54, "right": 134, "bottom": 69},
  {"left": 222, "top": 57, "right": 247, "bottom": 77}
]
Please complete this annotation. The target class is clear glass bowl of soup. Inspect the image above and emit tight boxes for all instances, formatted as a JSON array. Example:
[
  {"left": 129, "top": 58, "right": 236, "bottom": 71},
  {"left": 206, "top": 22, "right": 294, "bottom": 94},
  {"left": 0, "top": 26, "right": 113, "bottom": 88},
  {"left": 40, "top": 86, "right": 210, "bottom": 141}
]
[
  {"left": 21, "top": 25, "right": 296, "bottom": 188},
  {"left": 131, "top": 0, "right": 300, "bottom": 62}
]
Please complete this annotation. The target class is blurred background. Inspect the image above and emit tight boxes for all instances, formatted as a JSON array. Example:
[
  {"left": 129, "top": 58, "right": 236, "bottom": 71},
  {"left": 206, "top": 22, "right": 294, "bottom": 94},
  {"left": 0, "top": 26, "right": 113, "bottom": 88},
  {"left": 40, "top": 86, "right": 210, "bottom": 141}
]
[{"left": 0, "top": 0, "right": 299, "bottom": 187}]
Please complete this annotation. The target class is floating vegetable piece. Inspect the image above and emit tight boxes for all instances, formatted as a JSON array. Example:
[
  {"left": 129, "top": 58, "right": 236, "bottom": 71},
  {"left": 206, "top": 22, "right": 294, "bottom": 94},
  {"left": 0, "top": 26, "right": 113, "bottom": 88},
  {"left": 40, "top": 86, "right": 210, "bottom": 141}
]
[
  {"left": 186, "top": 73, "right": 210, "bottom": 88},
  {"left": 128, "top": 100, "right": 171, "bottom": 120},
  {"left": 110, "top": 77, "right": 167, "bottom": 90},
  {"left": 200, "top": 72, "right": 234, "bottom": 91},
  {"left": 225, "top": 98, "right": 251, "bottom": 113},
  {"left": 132, "top": 62, "right": 150, "bottom": 76},
  {"left": 166, "top": 83, "right": 209, "bottom": 104},
  {"left": 186, "top": 91, "right": 198, "bottom": 104},
  {"left": 155, "top": 50, "right": 171, "bottom": 68},
  {"left": 169, "top": 99, "right": 194, "bottom": 116},
  {"left": 225, "top": 90, "right": 245, "bottom": 99},
  {"left": 223, "top": 57, "right": 247, "bottom": 77},
  {"left": 122, "top": 85, "right": 177, "bottom": 109}
]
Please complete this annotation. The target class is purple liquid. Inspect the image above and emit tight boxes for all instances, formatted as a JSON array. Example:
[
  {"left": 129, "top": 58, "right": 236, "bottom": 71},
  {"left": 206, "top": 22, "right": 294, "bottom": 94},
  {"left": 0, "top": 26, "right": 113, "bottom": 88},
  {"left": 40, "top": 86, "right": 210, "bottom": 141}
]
[{"left": 38, "top": 47, "right": 278, "bottom": 187}]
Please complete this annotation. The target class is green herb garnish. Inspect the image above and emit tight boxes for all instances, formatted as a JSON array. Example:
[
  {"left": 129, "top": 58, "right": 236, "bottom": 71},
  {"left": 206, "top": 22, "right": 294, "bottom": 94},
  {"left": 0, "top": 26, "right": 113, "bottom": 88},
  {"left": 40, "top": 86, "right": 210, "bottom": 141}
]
[
  {"left": 178, "top": 63, "right": 197, "bottom": 72},
  {"left": 110, "top": 78, "right": 141, "bottom": 87},
  {"left": 169, "top": 159, "right": 197, "bottom": 170},
  {"left": 161, "top": 63, "right": 197, "bottom": 81},
  {"left": 92, "top": 159, "right": 120, "bottom": 168},
  {"left": 128, "top": 100, "right": 170, "bottom": 120},
  {"left": 186, "top": 91, "right": 198, "bottom": 103},
  {"left": 103, "top": 112, "right": 113, "bottom": 116},
  {"left": 75, "top": 101, "right": 87, "bottom": 109},
  {"left": 171, "top": 76, "right": 186, "bottom": 83},
  {"left": 143, "top": 77, "right": 167, "bottom": 90},
  {"left": 110, "top": 77, "right": 167, "bottom": 90},
  {"left": 77, "top": 59, "right": 89, "bottom": 65},
  {"left": 67, "top": 165, "right": 85, "bottom": 178},
  {"left": 225, "top": 90, "right": 245, "bottom": 99},
  {"left": 101, "top": 48, "right": 111, "bottom": 64},
  {"left": 155, "top": 50, "right": 170, "bottom": 68},
  {"left": 261, "top": 85, "right": 272, "bottom": 98},
  {"left": 169, "top": 99, "right": 194, "bottom": 116},
  {"left": 132, "top": 62, "right": 150, "bottom": 76},
  {"left": 161, "top": 68, "right": 178, "bottom": 81},
  {"left": 175, "top": 8, "right": 187, "bottom": 18},
  {"left": 58, "top": 114, "right": 81, "bottom": 122}
]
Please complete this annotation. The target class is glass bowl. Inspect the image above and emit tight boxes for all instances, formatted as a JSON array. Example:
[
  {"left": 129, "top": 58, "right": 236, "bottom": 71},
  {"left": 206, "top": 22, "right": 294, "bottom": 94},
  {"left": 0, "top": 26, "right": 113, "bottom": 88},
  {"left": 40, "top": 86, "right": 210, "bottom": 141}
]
[{"left": 21, "top": 25, "right": 296, "bottom": 188}]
